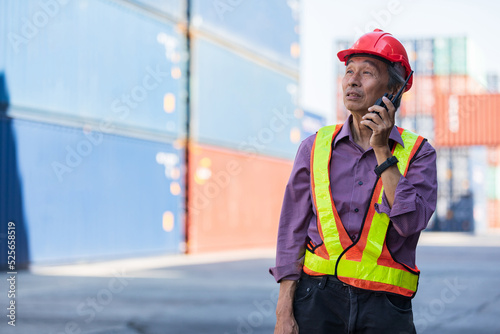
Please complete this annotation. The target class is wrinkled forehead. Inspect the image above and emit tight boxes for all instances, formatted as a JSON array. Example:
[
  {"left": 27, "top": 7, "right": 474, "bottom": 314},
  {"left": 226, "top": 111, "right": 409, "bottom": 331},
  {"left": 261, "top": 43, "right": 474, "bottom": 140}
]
[{"left": 346, "top": 54, "right": 390, "bottom": 71}]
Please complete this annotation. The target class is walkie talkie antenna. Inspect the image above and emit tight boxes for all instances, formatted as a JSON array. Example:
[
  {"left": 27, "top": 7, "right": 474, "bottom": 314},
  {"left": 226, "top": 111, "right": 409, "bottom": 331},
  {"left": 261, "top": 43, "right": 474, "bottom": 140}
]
[{"left": 392, "top": 70, "right": 414, "bottom": 104}]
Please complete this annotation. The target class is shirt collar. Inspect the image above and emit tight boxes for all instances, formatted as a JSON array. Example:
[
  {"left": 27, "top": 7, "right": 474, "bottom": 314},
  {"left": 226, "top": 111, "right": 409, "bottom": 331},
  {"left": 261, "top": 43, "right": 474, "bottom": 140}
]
[{"left": 333, "top": 114, "right": 405, "bottom": 148}]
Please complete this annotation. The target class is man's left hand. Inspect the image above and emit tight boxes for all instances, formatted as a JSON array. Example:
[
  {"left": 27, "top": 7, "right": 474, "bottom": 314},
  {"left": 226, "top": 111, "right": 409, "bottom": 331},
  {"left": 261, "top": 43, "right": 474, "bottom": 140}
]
[{"left": 361, "top": 96, "right": 396, "bottom": 149}]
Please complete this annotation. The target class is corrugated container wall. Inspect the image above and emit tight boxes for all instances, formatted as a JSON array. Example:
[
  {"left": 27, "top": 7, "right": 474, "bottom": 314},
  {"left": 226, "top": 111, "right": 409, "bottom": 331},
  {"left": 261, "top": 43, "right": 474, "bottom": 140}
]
[
  {"left": 187, "top": 144, "right": 292, "bottom": 253},
  {"left": 190, "top": 36, "right": 302, "bottom": 159},
  {"left": 2, "top": 0, "right": 188, "bottom": 139},
  {"left": 190, "top": 0, "right": 300, "bottom": 69},
  {"left": 434, "top": 94, "right": 500, "bottom": 147},
  {"left": 0, "top": 0, "right": 188, "bottom": 266},
  {"left": 7, "top": 119, "right": 185, "bottom": 263}
]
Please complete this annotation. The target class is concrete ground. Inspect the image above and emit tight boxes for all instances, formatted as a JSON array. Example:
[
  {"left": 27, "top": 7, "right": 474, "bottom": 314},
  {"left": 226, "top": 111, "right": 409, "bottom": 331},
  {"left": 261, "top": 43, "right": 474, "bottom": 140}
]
[{"left": 0, "top": 232, "right": 499, "bottom": 334}]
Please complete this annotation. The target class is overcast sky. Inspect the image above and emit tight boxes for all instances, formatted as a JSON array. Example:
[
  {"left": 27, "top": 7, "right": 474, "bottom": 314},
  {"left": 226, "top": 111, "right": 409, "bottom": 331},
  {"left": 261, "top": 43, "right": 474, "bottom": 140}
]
[{"left": 300, "top": 0, "right": 500, "bottom": 120}]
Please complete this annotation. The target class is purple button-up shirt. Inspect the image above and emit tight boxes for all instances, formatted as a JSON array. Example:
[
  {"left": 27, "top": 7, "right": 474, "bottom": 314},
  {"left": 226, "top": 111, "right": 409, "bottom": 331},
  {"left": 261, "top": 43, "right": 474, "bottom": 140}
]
[{"left": 270, "top": 115, "right": 437, "bottom": 282}]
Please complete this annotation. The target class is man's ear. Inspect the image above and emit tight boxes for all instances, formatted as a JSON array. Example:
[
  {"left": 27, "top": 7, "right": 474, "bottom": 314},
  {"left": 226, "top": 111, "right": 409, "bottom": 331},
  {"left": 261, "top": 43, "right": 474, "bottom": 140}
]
[{"left": 391, "top": 85, "right": 402, "bottom": 96}]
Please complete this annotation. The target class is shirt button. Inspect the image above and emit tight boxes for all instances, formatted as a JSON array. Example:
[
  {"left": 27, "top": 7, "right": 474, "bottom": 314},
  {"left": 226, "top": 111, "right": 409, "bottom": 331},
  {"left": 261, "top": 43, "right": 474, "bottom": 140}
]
[
  {"left": 358, "top": 181, "right": 363, "bottom": 185},
  {"left": 351, "top": 234, "right": 356, "bottom": 241},
  {"left": 354, "top": 208, "right": 359, "bottom": 213}
]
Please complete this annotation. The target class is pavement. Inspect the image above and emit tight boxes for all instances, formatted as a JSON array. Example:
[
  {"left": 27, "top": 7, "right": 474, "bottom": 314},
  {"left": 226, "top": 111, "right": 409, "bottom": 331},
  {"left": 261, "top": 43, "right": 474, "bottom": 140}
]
[{"left": 0, "top": 232, "right": 499, "bottom": 334}]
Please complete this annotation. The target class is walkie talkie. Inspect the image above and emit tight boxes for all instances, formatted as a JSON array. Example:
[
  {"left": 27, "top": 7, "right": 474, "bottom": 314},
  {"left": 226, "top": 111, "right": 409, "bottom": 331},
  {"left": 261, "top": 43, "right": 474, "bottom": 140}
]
[{"left": 374, "top": 70, "right": 414, "bottom": 111}]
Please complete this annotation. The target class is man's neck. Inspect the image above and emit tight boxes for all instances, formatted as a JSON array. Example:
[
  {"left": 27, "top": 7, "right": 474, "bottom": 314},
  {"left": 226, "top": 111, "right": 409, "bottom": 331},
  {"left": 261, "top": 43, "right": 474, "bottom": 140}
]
[{"left": 350, "top": 113, "right": 372, "bottom": 151}]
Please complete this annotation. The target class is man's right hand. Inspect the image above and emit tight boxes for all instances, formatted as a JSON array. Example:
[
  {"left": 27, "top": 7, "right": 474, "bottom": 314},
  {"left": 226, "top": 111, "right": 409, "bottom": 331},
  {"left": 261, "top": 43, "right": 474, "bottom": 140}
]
[
  {"left": 274, "top": 313, "right": 299, "bottom": 334},
  {"left": 274, "top": 280, "right": 299, "bottom": 334}
]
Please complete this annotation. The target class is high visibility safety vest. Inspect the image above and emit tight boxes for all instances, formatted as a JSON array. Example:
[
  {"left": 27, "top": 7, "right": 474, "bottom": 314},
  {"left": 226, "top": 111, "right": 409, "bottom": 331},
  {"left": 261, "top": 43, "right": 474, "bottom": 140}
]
[{"left": 303, "top": 124, "right": 426, "bottom": 297}]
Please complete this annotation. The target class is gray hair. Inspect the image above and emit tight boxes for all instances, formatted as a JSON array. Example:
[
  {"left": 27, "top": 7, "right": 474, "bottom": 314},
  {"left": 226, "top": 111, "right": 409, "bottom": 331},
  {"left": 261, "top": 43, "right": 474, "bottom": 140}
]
[{"left": 387, "top": 62, "right": 406, "bottom": 93}]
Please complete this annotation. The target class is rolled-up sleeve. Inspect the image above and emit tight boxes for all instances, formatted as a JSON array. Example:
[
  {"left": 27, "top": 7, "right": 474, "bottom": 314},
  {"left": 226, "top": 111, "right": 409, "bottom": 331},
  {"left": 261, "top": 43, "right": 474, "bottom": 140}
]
[
  {"left": 376, "top": 141, "right": 437, "bottom": 237},
  {"left": 269, "top": 137, "right": 315, "bottom": 282}
]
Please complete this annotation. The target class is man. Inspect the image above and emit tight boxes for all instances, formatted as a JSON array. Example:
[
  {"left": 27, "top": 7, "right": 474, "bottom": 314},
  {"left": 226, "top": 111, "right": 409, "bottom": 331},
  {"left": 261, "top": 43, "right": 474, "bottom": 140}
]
[{"left": 271, "top": 29, "right": 437, "bottom": 334}]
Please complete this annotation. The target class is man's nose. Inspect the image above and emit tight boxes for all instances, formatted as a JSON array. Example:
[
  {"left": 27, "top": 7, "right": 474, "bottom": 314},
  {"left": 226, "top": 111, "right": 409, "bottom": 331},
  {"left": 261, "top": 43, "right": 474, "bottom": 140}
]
[{"left": 347, "top": 73, "right": 360, "bottom": 86}]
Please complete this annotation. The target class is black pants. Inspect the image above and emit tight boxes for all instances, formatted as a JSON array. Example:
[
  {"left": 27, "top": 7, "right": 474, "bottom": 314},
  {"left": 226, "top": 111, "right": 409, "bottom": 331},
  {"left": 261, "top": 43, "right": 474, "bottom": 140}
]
[{"left": 293, "top": 274, "right": 416, "bottom": 334}]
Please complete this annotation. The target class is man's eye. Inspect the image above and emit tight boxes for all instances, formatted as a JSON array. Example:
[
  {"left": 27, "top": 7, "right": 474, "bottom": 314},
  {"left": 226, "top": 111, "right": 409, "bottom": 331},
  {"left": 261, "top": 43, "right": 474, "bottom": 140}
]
[{"left": 363, "top": 71, "right": 372, "bottom": 75}]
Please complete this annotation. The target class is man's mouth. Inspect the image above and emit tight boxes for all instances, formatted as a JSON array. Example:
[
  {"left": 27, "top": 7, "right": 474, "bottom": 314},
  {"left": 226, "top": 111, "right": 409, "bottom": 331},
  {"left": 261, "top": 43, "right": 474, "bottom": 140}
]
[{"left": 346, "top": 92, "right": 362, "bottom": 99}]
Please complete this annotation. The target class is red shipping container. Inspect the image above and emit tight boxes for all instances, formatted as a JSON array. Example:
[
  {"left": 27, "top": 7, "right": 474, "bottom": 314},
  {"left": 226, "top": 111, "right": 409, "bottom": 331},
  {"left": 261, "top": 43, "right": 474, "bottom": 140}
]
[
  {"left": 187, "top": 143, "right": 293, "bottom": 253},
  {"left": 434, "top": 94, "right": 500, "bottom": 147},
  {"left": 487, "top": 199, "right": 500, "bottom": 229}
]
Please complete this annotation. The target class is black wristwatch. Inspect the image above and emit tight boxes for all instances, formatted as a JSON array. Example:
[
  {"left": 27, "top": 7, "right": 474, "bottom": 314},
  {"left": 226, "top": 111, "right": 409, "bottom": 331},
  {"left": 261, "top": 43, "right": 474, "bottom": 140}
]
[{"left": 374, "top": 156, "right": 399, "bottom": 177}]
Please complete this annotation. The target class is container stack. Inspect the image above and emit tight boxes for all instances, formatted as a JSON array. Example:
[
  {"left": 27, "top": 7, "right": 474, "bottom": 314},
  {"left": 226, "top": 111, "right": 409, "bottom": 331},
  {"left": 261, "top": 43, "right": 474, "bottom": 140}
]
[
  {"left": 335, "top": 36, "right": 500, "bottom": 233},
  {"left": 186, "top": 0, "right": 304, "bottom": 253},
  {"left": 0, "top": 0, "right": 316, "bottom": 266},
  {"left": 0, "top": 0, "right": 189, "bottom": 266}
]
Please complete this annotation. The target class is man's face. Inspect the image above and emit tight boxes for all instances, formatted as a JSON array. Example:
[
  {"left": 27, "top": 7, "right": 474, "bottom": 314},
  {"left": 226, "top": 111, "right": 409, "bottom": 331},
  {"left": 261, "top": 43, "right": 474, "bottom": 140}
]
[{"left": 341, "top": 56, "right": 390, "bottom": 114}]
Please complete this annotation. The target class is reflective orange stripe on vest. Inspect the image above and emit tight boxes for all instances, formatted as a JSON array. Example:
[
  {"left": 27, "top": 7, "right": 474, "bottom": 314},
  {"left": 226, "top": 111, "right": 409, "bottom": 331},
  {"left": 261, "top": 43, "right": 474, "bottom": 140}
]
[{"left": 304, "top": 125, "right": 425, "bottom": 297}]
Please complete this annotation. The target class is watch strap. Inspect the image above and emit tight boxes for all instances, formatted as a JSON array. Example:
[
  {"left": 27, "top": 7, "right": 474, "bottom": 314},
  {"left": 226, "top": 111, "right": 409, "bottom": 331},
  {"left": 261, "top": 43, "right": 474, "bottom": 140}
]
[{"left": 374, "top": 156, "right": 399, "bottom": 177}]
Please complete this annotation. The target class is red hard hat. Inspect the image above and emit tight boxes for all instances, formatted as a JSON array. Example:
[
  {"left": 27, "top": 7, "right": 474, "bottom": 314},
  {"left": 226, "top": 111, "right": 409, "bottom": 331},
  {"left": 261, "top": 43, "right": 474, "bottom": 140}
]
[{"left": 337, "top": 29, "right": 413, "bottom": 92}]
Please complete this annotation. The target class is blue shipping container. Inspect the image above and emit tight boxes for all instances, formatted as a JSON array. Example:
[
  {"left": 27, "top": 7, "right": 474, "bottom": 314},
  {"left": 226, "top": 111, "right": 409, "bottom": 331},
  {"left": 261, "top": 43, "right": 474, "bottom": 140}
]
[
  {"left": 1, "top": 0, "right": 187, "bottom": 138},
  {"left": 191, "top": 36, "right": 301, "bottom": 160},
  {"left": 1, "top": 117, "right": 185, "bottom": 265},
  {"left": 190, "top": 0, "right": 300, "bottom": 69}
]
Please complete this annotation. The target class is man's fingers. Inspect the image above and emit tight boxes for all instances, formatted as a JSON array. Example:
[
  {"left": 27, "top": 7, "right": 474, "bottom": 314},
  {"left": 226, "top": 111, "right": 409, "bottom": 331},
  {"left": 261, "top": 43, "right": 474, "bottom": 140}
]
[
  {"left": 381, "top": 96, "right": 396, "bottom": 119},
  {"left": 371, "top": 110, "right": 383, "bottom": 119},
  {"left": 363, "top": 111, "right": 383, "bottom": 125}
]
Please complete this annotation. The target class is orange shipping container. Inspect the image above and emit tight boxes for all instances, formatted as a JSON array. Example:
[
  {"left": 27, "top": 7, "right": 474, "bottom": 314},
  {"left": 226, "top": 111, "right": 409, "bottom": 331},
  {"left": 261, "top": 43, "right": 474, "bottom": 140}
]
[
  {"left": 487, "top": 199, "right": 500, "bottom": 229},
  {"left": 187, "top": 143, "right": 293, "bottom": 253},
  {"left": 434, "top": 94, "right": 500, "bottom": 147}
]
